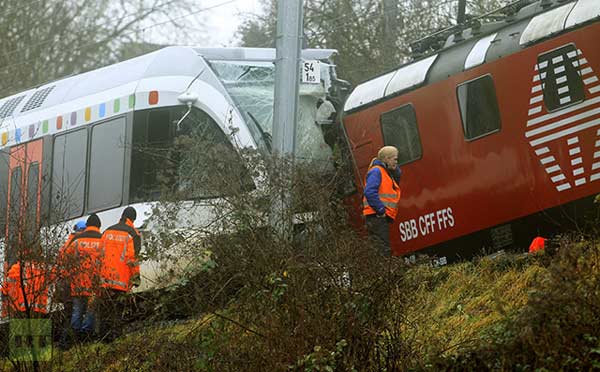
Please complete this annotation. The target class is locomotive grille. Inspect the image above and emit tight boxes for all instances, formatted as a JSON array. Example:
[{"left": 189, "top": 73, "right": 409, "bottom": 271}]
[{"left": 526, "top": 44, "right": 600, "bottom": 192}]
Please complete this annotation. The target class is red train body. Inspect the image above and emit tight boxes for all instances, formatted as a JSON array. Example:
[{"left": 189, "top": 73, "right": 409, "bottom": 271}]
[{"left": 342, "top": 0, "right": 600, "bottom": 261}]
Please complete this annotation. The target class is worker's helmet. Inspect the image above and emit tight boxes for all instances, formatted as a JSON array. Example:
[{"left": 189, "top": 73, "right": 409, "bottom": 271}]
[{"left": 74, "top": 221, "right": 87, "bottom": 232}]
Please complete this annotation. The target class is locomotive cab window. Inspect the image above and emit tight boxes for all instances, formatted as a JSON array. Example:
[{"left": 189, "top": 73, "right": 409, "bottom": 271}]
[
  {"left": 380, "top": 104, "right": 422, "bottom": 165},
  {"left": 537, "top": 44, "right": 585, "bottom": 112},
  {"left": 457, "top": 75, "right": 501, "bottom": 140}
]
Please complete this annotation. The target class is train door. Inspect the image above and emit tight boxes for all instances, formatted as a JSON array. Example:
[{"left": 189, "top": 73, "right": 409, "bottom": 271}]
[{"left": 4, "top": 139, "right": 43, "bottom": 269}]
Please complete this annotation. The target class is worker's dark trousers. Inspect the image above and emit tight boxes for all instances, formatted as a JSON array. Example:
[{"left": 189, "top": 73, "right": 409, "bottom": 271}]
[
  {"left": 97, "top": 289, "right": 126, "bottom": 342},
  {"left": 366, "top": 215, "right": 392, "bottom": 257}
]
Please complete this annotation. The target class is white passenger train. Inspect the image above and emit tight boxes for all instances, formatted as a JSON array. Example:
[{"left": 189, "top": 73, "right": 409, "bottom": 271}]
[{"left": 0, "top": 46, "right": 345, "bottom": 296}]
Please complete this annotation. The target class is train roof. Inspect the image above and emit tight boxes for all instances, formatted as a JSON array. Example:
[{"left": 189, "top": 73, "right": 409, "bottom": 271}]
[
  {"left": 0, "top": 46, "right": 337, "bottom": 125},
  {"left": 344, "top": 0, "right": 600, "bottom": 113}
]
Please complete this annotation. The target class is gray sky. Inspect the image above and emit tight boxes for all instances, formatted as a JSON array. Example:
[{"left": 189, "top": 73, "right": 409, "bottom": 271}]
[
  {"left": 204, "top": 0, "right": 263, "bottom": 46},
  {"left": 142, "top": 0, "right": 264, "bottom": 47}
]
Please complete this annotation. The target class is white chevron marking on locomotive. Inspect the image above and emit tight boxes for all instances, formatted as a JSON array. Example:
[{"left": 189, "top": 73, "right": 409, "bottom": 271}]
[
  {"left": 535, "top": 61, "right": 549, "bottom": 71},
  {"left": 527, "top": 47, "right": 600, "bottom": 192},
  {"left": 584, "top": 76, "right": 598, "bottom": 85},
  {"left": 529, "top": 107, "right": 542, "bottom": 115},
  {"left": 557, "top": 183, "right": 572, "bottom": 191},
  {"left": 529, "top": 117, "right": 600, "bottom": 146},
  {"left": 560, "top": 97, "right": 572, "bottom": 105},
  {"left": 533, "top": 72, "right": 547, "bottom": 82},
  {"left": 530, "top": 95, "right": 543, "bottom": 105},
  {"left": 526, "top": 96, "right": 600, "bottom": 127},
  {"left": 525, "top": 107, "right": 600, "bottom": 137},
  {"left": 541, "top": 156, "right": 556, "bottom": 164}
]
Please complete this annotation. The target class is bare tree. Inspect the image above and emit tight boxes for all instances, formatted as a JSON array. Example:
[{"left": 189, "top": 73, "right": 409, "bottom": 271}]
[{"left": 0, "top": 0, "right": 203, "bottom": 97}]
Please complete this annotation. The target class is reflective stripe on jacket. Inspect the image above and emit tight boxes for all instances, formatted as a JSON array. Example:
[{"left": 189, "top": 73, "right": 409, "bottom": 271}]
[
  {"left": 65, "top": 226, "right": 103, "bottom": 297},
  {"left": 363, "top": 165, "right": 401, "bottom": 219},
  {"left": 100, "top": 218, "right": 140, "bottom": 292}
]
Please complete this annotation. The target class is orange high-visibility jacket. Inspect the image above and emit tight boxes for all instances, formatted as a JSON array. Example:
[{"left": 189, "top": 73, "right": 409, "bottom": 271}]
[
  {"left": 65, "top": 226, "right": 103, "bottom": 297},
  {"left": 57, "top": 232, "right": 78, "bottom": 280},
  {"left": 529, "top": 236, "right": 546, "bottom": 253},
  {"left": 363, "top": 165, "right": 402, "bottom": 219},
  {"left": 100, "top": 218, "right": 140, "bottom": 292},
  {"left": 2, "top": 261, "right": 49, "bottom": 315}
]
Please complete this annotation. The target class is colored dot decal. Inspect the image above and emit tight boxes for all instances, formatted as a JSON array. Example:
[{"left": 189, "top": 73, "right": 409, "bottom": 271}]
[
  {"left": 71, "top": 112, "right": 77, "bottom": 126},
  {"left": 129, "top": 94, "right": 136, "bottom": 109},
  {"left": 85, "top": 107, "right": 92, "bottom": 121},
  {"left": 114, "top": 99, "right": 120, "bottom": 113},
  {"left": 99, "top": 103, "right": 106, "bottom": 118},
  {"left": 43, "top": 120, "right": 49, "bottom": 134},
  {"left": 149, "top": 91, "right": 159, "bottom": 105},
  {"left": 57, "top": 116, "right": 63, "bottom": 130},
  {"left": 1, "top": 132, "right": 7, "bottom": 145},
  {"left": 29, "top": 124, "right": 35, "bottom": 137},
  {"left": 15, "top": 128, "right": 21, "bottom": 143}
]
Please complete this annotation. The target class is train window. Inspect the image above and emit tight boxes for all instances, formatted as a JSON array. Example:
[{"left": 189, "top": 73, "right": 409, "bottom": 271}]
[
  {"left": 0, "top": 149, "right": 8, "bottom": 235},
  {"left": 537, "top": 44, "right": 585, "bottom": 112},
  {"left": 88, "top": 117, "right": 126, "bottom": 212},
  {"left": 130, "top": 108, "right": 174, "bottom": 202},
  {"left": 457, "top": 75, "right": 501, "bottom": 140},
  {"left": 131, "top": 107, "right": 254, "bottom": 202},
  {"left": 380, "top": 104, "right": 422, "bottom": 165},
  {"left": 52, "top": 129, "right": 88, "bottom": 219}
]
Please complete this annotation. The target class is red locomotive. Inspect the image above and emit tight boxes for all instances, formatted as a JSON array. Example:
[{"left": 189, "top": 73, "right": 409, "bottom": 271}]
[{"left": 342, "top": 0, "right": 600, "bottom": 261}]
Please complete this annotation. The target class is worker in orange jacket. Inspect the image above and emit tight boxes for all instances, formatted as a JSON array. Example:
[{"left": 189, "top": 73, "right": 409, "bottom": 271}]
[
  {"left": 100, "top": 207, "right": 141, "bottom": 292},
  {"left": 1, "top": 260, "right": 50, "bottom": 317},
  {"left": 363, "top": 146, "right": 402, "bottom": 257},
  {"left": 98, "top": 206, "right": 141, "bottom": 340},
  {"left": 65, "top": 214, "right": 103, "bottom": 338}
]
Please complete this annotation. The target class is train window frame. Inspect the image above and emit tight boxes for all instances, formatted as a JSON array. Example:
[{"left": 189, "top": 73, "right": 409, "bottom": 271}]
[
  {"left": 456, "top": 74, "right": 502, "bottom": 141},
  {"left": 51, "top": 128, "right": 88, "bottom": 220},
  {"left": 379, "top": 103, "right": 423, "bottom": 166},
  {"left": 8, "top": 166, "right": 22, "bottom": 262},
  {"left": 26, "top": 162, "right": 39, "bottom": 240},
  {"left": 87, "top": 116, "right": 127, "bottom": 213},
  {"left": 536, "top": 43, "right": 586, "bottom": 113},
  {"left": 0, "top": 149, "right": 8, "bottom": 234}
]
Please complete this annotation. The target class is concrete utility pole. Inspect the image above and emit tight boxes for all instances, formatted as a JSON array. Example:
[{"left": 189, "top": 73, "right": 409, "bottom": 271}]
[
  {"left": 271, "top": 0, "right": 303, "bottom": 238},
  {"left": 272, "top": 0, "right": 303, "bottom": 156}
]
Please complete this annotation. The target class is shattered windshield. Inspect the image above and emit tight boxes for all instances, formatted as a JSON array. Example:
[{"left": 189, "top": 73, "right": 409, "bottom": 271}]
[{"left": 209, "top": 60, "right": 334, "bottom": 172}]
